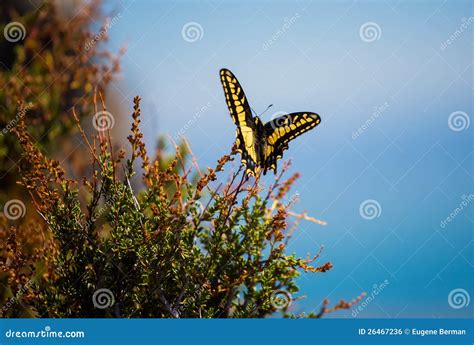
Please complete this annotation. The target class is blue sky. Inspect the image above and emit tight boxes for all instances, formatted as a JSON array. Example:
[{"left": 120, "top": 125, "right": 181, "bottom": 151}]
[{"left": 101, "top": 0, "right": 473, "bottom": 318}]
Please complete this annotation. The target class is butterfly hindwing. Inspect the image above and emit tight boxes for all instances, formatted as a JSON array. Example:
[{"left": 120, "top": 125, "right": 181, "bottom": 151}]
[
  {"left": 220, "top": 68, "right": 261, "bottom": 175},
  {"left": 235, "top": 125, "right": 261, "bottom": 175},
  {"left": 263, "top": 112, "right": 321, "bottom": 173}
]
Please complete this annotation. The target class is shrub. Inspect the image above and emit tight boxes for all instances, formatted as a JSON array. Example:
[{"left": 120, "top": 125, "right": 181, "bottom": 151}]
[
  {"left": 0, "top": 1, "right": 120, "bottom": 192},
  {"left": 0, "top": 0, "right": 362, "bottom": 319},
  {"left": 0, "top": 0, "right": 121, "bottom": 317},
  {"left": 0, "top": 94, "right": 363, "bottom": 318}
]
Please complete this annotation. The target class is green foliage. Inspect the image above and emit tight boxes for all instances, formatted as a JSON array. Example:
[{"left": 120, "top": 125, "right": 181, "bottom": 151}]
[
  {"left": 0, "top": 1, "right": 362, "bottom": 319},
  {"left": 0, "top": 95, "right": 363, "bottom": 318}
]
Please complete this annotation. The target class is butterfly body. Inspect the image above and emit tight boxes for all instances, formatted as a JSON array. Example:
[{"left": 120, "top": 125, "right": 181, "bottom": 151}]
[
  {"left": 220, "top": 68, "right": 321, "bottom": 176},
  {"left": 252, "top": 116, "right": 266, "bottom": 165}
]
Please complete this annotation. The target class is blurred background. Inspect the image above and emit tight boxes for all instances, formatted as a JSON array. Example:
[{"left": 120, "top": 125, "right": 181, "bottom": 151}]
[{"left": 1, "top": 0, "right": 473, "bottom": 318}]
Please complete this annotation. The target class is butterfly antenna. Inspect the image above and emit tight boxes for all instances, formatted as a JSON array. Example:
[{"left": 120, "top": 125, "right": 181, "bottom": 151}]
[
  {"left": 251, "top": 104, "right": 273, "bottom": 117},
  {"left": 260, "top": 104, "right": 273, "bottom": 116}
]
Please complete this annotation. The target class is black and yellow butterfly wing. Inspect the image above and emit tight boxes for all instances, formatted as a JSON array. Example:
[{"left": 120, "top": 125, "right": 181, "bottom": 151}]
[
  {"left": 220, "top": 68, "right": 321, "bottom": 176},
  {"left": 220, "top": 68, "right": 261, "bottom": 175},
  {"left": 263, "top": 112, "right": 321, "bottom": 174}
]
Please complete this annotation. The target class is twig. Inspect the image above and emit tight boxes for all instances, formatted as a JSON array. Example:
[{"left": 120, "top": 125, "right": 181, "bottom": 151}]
[
  {"left": 182, "top": 138, "right": 202, "bottom": 178},
  {"left": 287, "top": 211, "right": 327, "bottom": 226},
  {"left": 157, "top": 288, "right": 180, "bottom": 318},
  {"left": 72, "top": 108, "right": 101, "bottom": 164}
]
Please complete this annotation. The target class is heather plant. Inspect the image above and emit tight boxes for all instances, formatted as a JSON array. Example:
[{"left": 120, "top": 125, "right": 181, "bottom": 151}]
[
  {"left": 0, "top": 95, "right": 363, "bottom": 318},
  {"left": 0, "top": 0, "right": 120, "bottom": 316},
  {"left": 0, "top": 0, "right": 362, "bottom": 319},
  {"left": 0, "top": 0, "right": 121, "bottom": 193}
]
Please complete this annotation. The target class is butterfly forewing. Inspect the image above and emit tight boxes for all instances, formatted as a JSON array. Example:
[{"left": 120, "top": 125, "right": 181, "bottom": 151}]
[
  {"left": 220, "top": 69, "right": 260, "bottom": 174},
  {"left": 220, "top": 69, "right": 253, "bottom": 127}
]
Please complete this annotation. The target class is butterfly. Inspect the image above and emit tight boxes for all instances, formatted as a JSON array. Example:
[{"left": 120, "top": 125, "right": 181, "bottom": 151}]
[{"left": 220, "top": 68, "right": 321, "bottom": 176}]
